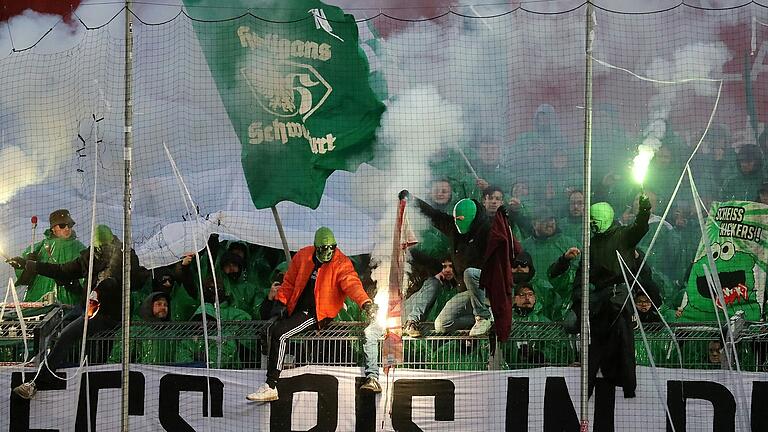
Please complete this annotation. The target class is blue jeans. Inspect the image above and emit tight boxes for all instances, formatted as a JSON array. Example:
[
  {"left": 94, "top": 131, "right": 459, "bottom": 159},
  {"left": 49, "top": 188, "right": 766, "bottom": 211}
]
[
  {"left": 363, "top": 321, "right": 384, "bottom": 379},
  {"left": 434, "top": 268, "right": 491, "bottom": 333},
  {"left": 404, "top": 277, "right": 441, "bottom": 322}
]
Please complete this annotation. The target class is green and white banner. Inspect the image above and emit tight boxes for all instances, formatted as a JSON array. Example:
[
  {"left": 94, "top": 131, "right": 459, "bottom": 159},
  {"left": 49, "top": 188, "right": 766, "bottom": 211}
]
[
  {"left": 680, "top": 201, "right": 768, "bottom": 321},
  {"left": 183, "top": 0, "right": 385, "bottom": 209}
]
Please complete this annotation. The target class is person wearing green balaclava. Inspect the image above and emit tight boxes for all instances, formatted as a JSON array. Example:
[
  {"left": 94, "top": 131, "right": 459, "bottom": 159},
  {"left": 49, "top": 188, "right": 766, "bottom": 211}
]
[
  {"left": 10, "top": 224, "right": 150, "bottom": 400},
  {"left": 550, "top": 195, "right": 651, "bottom": 401},
  {"left": 247, "top": 226, "right": 376, "bottom": 403},
  {"left": 398, "top": 190, "right": 495, "bottom": 337}
]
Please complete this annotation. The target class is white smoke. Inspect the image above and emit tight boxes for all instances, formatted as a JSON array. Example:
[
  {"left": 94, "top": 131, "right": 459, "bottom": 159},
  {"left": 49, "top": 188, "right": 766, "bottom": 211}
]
[
  {"left": 353, "top": 86, "right": 466, "bottom": 216},
  {"left": 634, "top": 41, "right": 732, "bottom": 179}
]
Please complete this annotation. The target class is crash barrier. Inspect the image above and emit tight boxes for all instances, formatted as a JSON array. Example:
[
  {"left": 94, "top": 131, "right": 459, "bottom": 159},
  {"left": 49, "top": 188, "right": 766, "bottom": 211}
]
[
  {"left": 0, "top": 303, "right": 63, "bottom": 365},
  {"left": 26, "top": 320, "right": 765, "bottom": 372}
]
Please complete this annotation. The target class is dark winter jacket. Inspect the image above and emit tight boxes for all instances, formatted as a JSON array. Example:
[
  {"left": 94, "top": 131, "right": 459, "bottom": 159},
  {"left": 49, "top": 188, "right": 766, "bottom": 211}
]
[
  {"left": 31, "top": 236, "right": 148, "bottom": 320},
  {"left": 415, "top": 197, "right": 491, "bottom": 286}
]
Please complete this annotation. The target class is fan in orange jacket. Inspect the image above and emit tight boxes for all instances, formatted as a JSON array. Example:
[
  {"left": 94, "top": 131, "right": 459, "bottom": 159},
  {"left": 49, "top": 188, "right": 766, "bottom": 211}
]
[{"left": 246, "top": 227, "right": 375, "bottom": 403}]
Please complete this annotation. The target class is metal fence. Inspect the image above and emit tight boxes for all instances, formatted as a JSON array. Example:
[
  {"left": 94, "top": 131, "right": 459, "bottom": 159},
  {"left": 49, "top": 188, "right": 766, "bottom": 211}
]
[
  {"left": 0, "top": 305, "right": 63, "bottom": 365},
  {"left": 33, "top": 319, "right": 765, "bottom": 372}
]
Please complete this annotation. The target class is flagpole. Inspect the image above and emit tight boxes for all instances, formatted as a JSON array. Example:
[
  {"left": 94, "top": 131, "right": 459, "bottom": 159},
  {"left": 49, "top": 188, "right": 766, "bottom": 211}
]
[
  {"left": 271, "top": 206, "right": 292, "bottom": 264},
  {"left": 580, "top": 3, "right": 595, "bottom": 429},
  {"left": 121, "top": 1, "right": 134, "bottom": 431}
]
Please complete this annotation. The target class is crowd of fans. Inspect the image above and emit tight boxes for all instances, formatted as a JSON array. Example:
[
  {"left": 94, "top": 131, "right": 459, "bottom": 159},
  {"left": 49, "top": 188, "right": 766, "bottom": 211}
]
[{"left": 5, "top": 106, "right": 768, "bottom": 389}]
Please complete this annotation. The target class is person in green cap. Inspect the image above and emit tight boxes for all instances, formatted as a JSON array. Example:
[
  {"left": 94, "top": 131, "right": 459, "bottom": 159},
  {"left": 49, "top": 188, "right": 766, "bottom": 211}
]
[
  {"left": 246, "top": 227, "right": 375, "bottom": 403},
  {"left": 10, "top": 224, "right": 150, "bottom": 399},
  {"left": 551, "top": 195, "right": 651, "bottom": 400},
  {"left": 12, "top": 209, "right": 87, "bottom": 304}
]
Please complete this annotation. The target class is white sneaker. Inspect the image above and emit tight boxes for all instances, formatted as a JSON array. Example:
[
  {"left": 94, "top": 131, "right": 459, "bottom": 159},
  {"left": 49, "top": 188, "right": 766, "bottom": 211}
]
[
  {"left": 246, "top": 383, "right": 278, "bottom": 402},
  {"left": 13, "top": 381, "right": 37, "bottom": 400},
  {"left": 469, "top": 317, "right": 492, "bottom": 336}
]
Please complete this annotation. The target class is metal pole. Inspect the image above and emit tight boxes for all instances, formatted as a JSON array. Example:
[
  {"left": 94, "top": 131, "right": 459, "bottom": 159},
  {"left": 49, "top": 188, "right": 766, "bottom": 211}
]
[
  {"left": 580, "top": 2, "right": 595, "bottom": 428},
  {"left": 121, "top": 1, "right": 134, "bottom": 431},
  {"left": 271, "top": 206, "right": 292, "bottom": 264}
]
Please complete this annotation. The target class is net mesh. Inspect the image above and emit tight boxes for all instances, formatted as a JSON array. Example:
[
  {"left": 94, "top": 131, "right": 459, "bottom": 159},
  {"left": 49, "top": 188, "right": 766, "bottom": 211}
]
[{"left": 0, "top": 2, "right": 767, "bottom": 431}]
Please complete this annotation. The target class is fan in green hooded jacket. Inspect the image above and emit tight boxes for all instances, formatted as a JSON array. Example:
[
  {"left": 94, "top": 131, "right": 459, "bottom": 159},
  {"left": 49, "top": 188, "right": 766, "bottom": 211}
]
[
  {"left": 15, "top": 209, "right": 87, "bottom": 304},
  {"left": 678, "top": 201, "right": 768, "bottom": 322},
  {"left": 110, "top": 291, "right": 180, "bottom": 364},
  {"left": 176, "top": 276, "right": 252, "bottom": 369}
]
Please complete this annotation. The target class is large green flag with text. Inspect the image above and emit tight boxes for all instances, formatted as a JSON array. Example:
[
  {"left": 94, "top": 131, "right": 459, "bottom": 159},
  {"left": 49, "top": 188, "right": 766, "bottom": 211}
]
[{"left": 183, "top": 1, "right": 385, "bottom": 209}]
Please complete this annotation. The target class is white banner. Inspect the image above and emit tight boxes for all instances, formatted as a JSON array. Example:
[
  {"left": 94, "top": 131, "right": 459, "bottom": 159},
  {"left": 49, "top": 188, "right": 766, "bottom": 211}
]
[{"left": 0, "top": 364, "right": 765, "bottom": 431}]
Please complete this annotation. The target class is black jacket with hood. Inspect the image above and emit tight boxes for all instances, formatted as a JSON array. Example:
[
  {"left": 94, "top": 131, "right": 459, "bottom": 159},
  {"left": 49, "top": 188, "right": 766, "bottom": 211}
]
[
  {"left": 31, "top": 235, "right": 148, "bottom": 321},
  {"left": 415, "top": 197, "right": 491, "bottom": 286}
]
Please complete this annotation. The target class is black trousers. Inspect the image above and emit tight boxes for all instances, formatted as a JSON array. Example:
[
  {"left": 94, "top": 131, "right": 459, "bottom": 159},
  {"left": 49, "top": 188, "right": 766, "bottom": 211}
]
[
  {"left": 266, "top": 310, "right": 318, "bottom": 386},
  {"left": 35, "top": 314, "right": 117, "bottom": 388}
]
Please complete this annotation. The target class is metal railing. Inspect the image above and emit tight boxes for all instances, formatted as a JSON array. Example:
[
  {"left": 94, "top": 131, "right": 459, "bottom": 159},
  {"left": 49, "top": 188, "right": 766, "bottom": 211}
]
[
  {"left": 33, "top": 320, "right": 767, "bottom": 372},
  {"left": 0, "top": 305, "right": 63, "bottom": 365}
]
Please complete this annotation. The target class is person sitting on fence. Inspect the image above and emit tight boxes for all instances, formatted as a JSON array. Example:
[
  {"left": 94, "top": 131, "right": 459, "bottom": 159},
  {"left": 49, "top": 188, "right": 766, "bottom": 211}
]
[
  {"left": 246, "top": 227, "right": 375, "bottom": 403},
  {"left": 13, "top": 209, "right": 87, "bottom": 304},
  {"left": 403, "top": 190, "right": 495, "bottom": 336},
  {"left": 403, "top": 258, "right": 458, "bottom": 338},
  {"left": 332, "top": 291, "right": 382, "bottom": 393},
  {"left": 9, "top": 224, "right": 149, "bottom": 399},
  {"left": 109, "top": 291, "right": 177, "bottom": 365}
]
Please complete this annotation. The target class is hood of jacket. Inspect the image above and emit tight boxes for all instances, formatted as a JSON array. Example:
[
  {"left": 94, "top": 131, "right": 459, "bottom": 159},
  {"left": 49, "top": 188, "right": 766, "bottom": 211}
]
[{"left": 139, "top": 291, "right": 171, "bottom": 322}]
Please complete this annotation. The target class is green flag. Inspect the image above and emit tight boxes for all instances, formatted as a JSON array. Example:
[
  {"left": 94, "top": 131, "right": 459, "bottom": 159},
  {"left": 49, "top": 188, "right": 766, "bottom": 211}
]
[
  {"left": 680, "top": 201, "right": 768, "bottom": 321},
  {"left": 183, "top": 1, "right": 385, "bottom": 209}
]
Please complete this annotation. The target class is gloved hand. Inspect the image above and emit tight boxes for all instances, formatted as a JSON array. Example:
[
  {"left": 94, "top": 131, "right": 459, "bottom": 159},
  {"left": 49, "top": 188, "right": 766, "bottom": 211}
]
[
  {"left": 270, "top": 302, "right": 287, "bottom": 320},
  {"left": 398, "top": 190, "right": 409, "bottom": 201},
  {"left": 362, "top": 301, "right": 379, "bottom": 323},
  {"left": 638, "top": 194, "right": 652, "bottom": 212},
  {"left": 6, "top": 257, "right": 27, "bottom": 270},
  {"left": 26, "top": 252, "right": 38, "bottom": 261}
]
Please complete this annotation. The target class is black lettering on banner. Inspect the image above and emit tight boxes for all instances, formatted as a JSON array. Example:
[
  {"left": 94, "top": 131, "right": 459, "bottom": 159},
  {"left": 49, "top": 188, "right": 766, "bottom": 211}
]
[
  {"left": 667, "top": 380, "right": 735, "bottom": 432},
  {"left": 10, "top": 371, "right": 67, "bottom": 432},
  {"left": 543, "top": 377, "right": 579, "bottom": 432},
  {"left": 270, "top": 373, "right": 339, "bottom": 432},
  {"left": 593, "top": 379, "right": 616, "bottom": 432},
  {"left": 159, "top": 374, "right": 224, "bottom": 432},
  {"left": 355, "top": 376, "right": 376, "bottom": 432},
  {"left": 75, "top": 371, "right": 145, "bottom": 432},
  {"left": 506, "top": 377, "right": 529, "bottom": 431},
  {"left": 752, "top": 381, "right": 768, "bottom": 430},
  {"left": 391, "top": 379, "right": 455, "bottom": 432}
]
